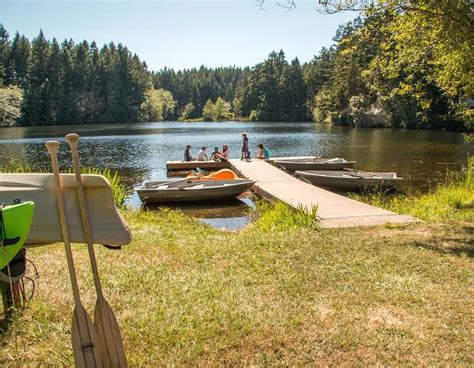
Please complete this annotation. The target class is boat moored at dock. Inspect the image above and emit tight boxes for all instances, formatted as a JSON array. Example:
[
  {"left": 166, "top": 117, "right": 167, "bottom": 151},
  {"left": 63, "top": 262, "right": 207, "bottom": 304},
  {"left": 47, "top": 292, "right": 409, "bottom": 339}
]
[
  {"left": 274, "top": 157, "right": 356, "bottom": 171},
  {"left": 137, "top": 178, "right": 256, "bottom": 203},
  {"left": 295, "top": 170, "right": 402, "bottom": 190}
]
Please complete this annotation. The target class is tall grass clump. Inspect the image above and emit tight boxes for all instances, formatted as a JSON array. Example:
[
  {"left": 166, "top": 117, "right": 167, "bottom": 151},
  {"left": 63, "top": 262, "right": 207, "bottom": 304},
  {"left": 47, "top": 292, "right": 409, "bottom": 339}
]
[
  {"left": 351, "top": 156, "right": 474, "bottom": 222},
  {"left": 251, "top": 200, "right": 319, "bottom": 232},
  {"left": 0, "top": 163, "right": 130, "bottom": 210}
]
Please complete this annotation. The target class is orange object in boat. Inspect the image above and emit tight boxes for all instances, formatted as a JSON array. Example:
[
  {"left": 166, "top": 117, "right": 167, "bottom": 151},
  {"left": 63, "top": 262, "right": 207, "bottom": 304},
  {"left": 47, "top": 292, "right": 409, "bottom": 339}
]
[{"left": 187, "top": 168, "right": 239, "bottom": 180}]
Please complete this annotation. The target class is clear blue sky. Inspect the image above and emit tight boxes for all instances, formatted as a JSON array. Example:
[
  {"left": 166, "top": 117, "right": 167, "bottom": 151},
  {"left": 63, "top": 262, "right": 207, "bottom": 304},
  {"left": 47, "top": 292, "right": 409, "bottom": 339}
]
[{"left": 0, "top": 0, "right": 357, "bottom": 71}]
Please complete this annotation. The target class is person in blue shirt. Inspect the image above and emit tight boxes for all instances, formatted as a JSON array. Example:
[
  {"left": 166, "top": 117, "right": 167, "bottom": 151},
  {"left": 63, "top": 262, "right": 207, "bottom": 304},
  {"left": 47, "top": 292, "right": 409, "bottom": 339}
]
[{"left": 257, "top": 143, "right": 271, "bottom": 159}]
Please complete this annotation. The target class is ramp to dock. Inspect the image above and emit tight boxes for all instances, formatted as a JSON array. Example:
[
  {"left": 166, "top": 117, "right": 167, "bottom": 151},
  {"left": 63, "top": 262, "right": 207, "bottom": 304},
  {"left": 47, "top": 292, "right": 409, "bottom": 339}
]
[{"left": 229, "top": 159, "right": 417, "bottom": 228}]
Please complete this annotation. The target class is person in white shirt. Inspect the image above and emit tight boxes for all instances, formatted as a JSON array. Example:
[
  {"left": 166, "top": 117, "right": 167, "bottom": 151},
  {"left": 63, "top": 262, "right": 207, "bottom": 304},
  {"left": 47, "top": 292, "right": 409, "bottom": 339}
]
[{"left": 197, "top": 146, "right": 208, "bottom": 161}]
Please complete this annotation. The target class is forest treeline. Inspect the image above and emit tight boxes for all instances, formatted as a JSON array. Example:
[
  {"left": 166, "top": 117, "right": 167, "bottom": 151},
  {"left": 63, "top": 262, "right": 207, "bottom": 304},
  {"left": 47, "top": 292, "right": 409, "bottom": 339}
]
[{"left": 0, "top": 0, "right": 472, "bottom": 131}]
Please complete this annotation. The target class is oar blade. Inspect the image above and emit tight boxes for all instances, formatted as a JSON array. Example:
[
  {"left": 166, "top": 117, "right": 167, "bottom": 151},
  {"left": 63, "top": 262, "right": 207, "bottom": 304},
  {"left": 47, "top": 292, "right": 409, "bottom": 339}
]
[
  {"left": 95, "top": 296, "right": 128, "bottom": 368},
  {"left": 72, "top": 305, "right": 103, "bottom": 368}
]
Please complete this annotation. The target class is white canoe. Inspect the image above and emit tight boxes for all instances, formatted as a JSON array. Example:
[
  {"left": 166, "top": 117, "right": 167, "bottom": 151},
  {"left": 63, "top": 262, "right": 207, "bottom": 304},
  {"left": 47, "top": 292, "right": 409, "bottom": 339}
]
[
  {"left": 0, "top": 173, "right": 132, "bottom": 246},
  {"left": 274, "top": 157, "right": 356, "bottom": 171},
  {"left": 295, "top": 170, "right": 402, "bottom": 190},
  {"left": 137, "top": 178, "right": 256, "bottom": 203}
]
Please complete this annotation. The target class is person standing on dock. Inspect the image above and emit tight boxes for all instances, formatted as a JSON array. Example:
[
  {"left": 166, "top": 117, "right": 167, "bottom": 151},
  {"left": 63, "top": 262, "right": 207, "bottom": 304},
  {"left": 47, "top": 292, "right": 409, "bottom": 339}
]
[
  {"left": 241, "top": 132, "right": 250, "bottom": 161},
  {"left": 197, "top": 146, "right": 208, "bottom": 161},
  {"left": 184, "top": 144, "right": 194, "bottom": 161}
]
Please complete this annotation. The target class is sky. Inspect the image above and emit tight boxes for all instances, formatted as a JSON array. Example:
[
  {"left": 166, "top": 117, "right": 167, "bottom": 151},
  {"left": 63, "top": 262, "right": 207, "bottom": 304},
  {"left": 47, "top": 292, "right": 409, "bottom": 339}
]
[{"left": 0, "top": 0, "right": 357, "bottom": 71}]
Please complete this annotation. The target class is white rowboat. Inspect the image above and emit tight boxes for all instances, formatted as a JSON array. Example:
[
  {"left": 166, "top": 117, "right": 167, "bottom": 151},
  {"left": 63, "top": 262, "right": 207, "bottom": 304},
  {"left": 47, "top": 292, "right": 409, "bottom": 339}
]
[{"left": 137, "top": 178, "right": 256, "bottom": 203}]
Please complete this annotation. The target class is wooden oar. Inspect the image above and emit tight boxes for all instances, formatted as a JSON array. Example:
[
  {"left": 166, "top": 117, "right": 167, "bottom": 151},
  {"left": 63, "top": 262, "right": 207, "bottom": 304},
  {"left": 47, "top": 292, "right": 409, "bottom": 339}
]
[
  {"left": 65, "top": 134, "right": 128, "bottom": 368},
  {"left": 45, "top": 141, "right": 103, "bottom": 368}
]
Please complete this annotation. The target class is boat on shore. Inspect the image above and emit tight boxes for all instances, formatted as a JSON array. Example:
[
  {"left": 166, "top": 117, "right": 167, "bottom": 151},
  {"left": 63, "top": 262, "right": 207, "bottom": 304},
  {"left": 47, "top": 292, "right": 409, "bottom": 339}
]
[
  {"left": 274, "top": 157, "right": 356, "bottom": 171},
  {"left": 0, "top": 173, "right": 132, "bottom": 246},
  {"left": 137, "top": 178, "right": 256, "bottom": 203},
  {"left": 295, "top": 170, "right": 402, "bottom": 190}
]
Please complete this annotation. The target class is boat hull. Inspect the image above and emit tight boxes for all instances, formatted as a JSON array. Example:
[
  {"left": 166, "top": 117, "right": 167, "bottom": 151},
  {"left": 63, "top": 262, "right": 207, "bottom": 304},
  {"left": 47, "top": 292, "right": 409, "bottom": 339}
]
[
  {"left": 295, "top": 170, "right": 401, "bottom": 190},
  {"left": 274, "top": 159, "right": 356, "bottom": 171},
  {"left": 0, "top": 173, "right": 132, "bottom": 246},
  {"left": 137, "top": 179, "right": 255, "bottom": 203}
]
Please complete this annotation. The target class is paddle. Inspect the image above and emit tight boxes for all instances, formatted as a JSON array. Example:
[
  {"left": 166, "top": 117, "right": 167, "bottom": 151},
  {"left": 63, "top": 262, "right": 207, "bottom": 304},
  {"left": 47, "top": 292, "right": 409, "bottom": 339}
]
[
  {"left": 45, "top": 141, "right": 103, "bottom": 368},
  {"left": 65, "top": 134, "right": 128, "bottom": 368}
]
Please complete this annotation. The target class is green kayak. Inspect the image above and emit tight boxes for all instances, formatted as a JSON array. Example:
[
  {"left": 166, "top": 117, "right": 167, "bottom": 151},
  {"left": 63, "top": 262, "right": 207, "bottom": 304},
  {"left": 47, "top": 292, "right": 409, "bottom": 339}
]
[{"left": 0, "top": 201, "right": 35, "bottom": 269}]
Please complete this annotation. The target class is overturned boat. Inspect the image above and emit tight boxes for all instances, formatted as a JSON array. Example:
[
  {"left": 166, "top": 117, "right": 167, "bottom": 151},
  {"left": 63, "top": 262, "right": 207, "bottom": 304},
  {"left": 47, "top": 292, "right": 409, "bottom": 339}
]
[
  {"left": 295, "top": 170, "right": 402, "bottom": 190},
  {"left": 137, "top": 178, "right": 256, "bottom": 203},
  {"left": 0, "top": 173, "right": 132, "bottom": 246},
  {"left": 274, "top": 157, "right": 356, "bottom": 171}
]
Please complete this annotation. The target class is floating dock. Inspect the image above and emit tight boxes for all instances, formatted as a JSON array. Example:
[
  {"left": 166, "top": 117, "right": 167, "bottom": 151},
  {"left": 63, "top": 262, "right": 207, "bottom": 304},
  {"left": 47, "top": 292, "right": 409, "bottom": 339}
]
[
  {"left": 166, "top": 157, "right": 418, "bottom": 228},
  {"left": 229, "top": 159, "right": 417, "bottom": 228},
  {"left": 167, "top": 160, "right": 229, "bottom": 171}
]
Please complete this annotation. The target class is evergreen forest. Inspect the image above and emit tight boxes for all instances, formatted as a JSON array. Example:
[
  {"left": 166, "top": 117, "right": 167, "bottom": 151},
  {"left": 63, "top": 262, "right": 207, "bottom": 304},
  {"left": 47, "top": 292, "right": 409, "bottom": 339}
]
[{"left": 0, "top": 0, "right": 472, "bottom": 131}]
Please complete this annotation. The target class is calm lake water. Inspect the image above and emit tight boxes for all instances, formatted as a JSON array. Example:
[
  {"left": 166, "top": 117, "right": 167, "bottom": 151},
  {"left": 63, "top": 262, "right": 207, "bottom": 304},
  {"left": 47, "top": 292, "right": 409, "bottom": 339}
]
[{"left": 0, "top": 121, "right": 472, "bottom": 228}]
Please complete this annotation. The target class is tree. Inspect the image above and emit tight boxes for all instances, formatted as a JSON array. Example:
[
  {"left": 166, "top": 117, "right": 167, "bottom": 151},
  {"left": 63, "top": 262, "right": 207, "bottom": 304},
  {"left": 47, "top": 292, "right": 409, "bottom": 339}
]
[
  {"left": 202, "top": 99, "right": 215, "bottom": 121},
  {"left": 179, "top": 102, "right": 195, "bottom": 121},
  {"left": 0, "top": 25, "right": 10, "bottom": 86},
  {"left": 140, "top": 88, "right": 176, "bottom": 121},
  {"left": 0, "top": 85, "right": 23, "bottom": 126}
]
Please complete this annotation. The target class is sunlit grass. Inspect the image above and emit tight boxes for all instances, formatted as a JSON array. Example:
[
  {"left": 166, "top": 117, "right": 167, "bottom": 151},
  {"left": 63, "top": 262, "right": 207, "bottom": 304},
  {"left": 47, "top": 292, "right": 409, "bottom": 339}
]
[
  {"left": 250, "top": 200, "right": 319, "bottom": 232},
  {"left": 1, "top": 163, "right": 473, "bottom": 366},
  {"left": 350, "top": 156, "right": 474, "bottom": 222}
]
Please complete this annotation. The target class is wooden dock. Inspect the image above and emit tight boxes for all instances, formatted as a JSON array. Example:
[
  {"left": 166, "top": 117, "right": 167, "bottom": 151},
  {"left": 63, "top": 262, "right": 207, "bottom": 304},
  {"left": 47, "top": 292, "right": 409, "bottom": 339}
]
[
  {"left": 229, "top": 159, "right": 417, "bottom": 228},
  {"left": 167, "top": 160, "right": 229, "bottom": 171}
]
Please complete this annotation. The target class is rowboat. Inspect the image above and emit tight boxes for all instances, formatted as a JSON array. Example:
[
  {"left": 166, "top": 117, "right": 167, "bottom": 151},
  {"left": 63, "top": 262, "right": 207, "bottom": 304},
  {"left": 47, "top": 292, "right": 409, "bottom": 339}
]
[
  {"left": 0, "top": 173, "right": 132, "bottom": 246},
  {"left": 137, "top": 178, "right": 256, "bottom": 203},
  {"left": 295, "top": 170, "right": 402, "bottom": 190},
  {"left": 274, "top": 157, "right": 356, "bottom": 171}
]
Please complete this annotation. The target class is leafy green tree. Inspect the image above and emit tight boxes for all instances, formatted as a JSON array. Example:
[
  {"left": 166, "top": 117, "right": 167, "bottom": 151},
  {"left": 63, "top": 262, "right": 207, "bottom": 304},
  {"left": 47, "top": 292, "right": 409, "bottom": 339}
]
[
  {"left": 140, "top": 88, "right": 176, "bottom": 121},
  {"left": 202, "top": 99, "right": 215, "bottom": 121},
  {"left": 179, "top": 102, "right": 195, "bottom": 121},
  {"left": 0, "top": 85, "right": 23, "bottom": 126},
  {"left": 213, "top": 97, "right": 232, "bottom": 121}
]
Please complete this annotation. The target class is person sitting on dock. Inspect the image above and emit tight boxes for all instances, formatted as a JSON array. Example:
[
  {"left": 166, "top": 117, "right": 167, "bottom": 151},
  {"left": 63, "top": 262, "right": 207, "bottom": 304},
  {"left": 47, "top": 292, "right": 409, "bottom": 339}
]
[
  {"left": 216, "top": 144, "right": 229, "bottom": 162},
  {"left": 184, "top": 144, "right": 194, "bottom": 161},
  {"left": 257, "top": 143, "right": 271, "bottom": 160},
  {"left": 210, "top": 147, "right": 220, "bottom": 161},
  {"left": 197, "top": 146, "right": 208, "bottom": 161}
]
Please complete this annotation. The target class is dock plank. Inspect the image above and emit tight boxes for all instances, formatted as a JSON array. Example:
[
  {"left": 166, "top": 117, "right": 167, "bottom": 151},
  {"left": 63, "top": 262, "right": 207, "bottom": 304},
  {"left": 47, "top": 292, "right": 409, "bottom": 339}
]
[
  {"left": 167, "top": 160, "right": 229, "bottom": 171},
  {"left": 229, "top": 159, "right": 417, "bottom": 228}
]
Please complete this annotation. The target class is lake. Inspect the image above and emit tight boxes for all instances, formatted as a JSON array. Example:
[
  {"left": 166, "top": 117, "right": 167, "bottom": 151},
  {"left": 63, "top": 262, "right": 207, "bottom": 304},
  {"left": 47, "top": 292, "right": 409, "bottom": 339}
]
[{"left": 0, "top": 121, "right": 472, "bottom": 227}]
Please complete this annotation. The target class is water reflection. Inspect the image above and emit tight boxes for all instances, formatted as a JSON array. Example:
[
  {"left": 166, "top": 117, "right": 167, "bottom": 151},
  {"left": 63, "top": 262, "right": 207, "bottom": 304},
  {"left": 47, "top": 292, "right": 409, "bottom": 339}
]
[
  {"left": 0, "top": 121, "right": 472, "bottom": 192},
  {"left": 139, "top": 197, "right": 254, "bottom": 231}
]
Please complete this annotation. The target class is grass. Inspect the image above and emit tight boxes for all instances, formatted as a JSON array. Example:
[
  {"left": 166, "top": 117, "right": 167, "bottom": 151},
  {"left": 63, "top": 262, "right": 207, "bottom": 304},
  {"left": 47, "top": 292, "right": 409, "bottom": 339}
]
[
  {"left": 0, "top": 204, "right": 472, "bottom": 366},
  {"left": 349, "top": 156, "right": 474, "bottom": 222},
  {"left": 1, "top": 162, "right": 472, "bottom": 366}
]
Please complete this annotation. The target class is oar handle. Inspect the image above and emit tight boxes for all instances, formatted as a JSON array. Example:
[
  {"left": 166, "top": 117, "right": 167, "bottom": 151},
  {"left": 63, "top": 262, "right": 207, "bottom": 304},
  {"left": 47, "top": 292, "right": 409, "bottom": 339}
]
[
  {"left": 65, "top": 133, "right": 102, "bottom": 296},
  {"left": 45, "top": 141, "right": 82, "bottom": 304}
]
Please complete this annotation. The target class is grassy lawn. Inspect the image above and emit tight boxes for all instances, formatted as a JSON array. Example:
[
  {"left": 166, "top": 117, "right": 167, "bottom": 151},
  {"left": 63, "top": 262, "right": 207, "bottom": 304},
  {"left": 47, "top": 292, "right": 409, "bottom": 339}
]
[
  {"left": 1, "top": 163, "right": 472, "bottom": 366},
  {"left": 0, "top": 209, "right": 472, "bottom": 366}
]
